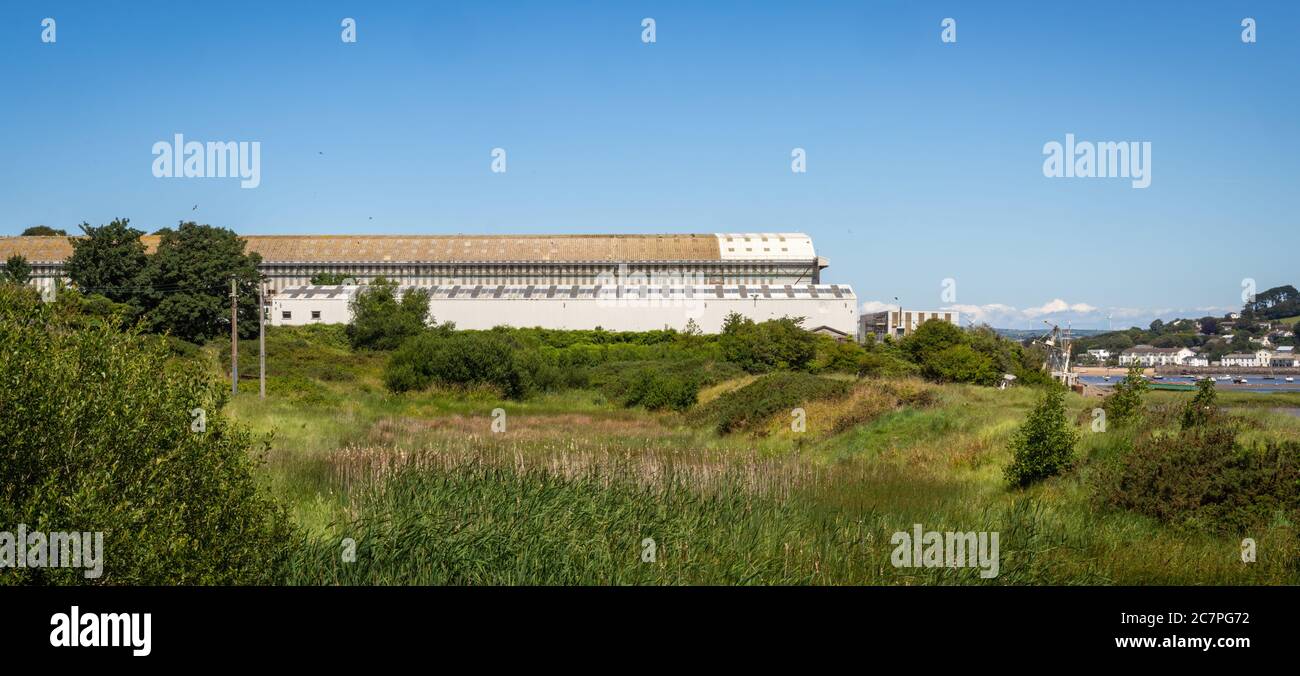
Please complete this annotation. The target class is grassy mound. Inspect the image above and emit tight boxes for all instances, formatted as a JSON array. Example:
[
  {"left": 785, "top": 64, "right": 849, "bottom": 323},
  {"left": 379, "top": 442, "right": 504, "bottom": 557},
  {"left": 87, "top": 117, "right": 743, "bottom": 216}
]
[{"left": 687, "top": 372, "right": 853, "bottom": 434}]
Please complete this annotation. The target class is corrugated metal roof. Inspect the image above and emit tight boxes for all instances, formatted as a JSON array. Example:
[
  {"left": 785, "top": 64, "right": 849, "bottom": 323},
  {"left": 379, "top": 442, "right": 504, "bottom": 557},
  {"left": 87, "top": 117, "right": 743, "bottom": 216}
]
[{"left": 0, "top": 234, "right": 733, "bottom": 263}]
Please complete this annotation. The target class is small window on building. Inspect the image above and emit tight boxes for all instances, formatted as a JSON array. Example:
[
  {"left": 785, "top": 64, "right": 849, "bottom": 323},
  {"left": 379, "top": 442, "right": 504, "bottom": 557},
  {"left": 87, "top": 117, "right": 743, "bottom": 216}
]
[
  {"left": 282, "top": 311, "right": 292, "bottom": 320},
  {"left": 311, "top": 310, "right": 322, "bottom": 320}
]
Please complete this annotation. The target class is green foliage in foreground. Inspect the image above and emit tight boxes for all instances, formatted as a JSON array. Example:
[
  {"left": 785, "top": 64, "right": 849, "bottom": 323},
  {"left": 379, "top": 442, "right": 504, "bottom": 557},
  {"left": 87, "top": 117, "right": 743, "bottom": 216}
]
[
  {"left": 0, "top": 285, "right": 291, "bottom": 584},
  {"left": 1004, "top": 387, "right": 1078, "bottom": 487},
  {"left": 282, "top": 462, "right": 1072, "bottom": 585},
  {"left": 688, "top": 372, "right": 852, "bottom": 434}
]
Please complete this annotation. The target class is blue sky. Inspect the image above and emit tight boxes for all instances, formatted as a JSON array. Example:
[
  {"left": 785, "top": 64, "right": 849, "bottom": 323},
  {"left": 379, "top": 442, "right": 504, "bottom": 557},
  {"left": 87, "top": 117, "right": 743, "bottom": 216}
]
[{"left": 1, "top": 1, "right": 1295, "bottom": 328}]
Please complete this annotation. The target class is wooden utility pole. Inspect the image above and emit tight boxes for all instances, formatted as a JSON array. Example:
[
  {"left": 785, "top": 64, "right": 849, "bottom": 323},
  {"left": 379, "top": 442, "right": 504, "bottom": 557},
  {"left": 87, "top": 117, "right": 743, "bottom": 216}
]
[
  {"left": 230, "top": 277, "right": 238, "bottom": 396},
  {"left": 258, "top": 278, "right": 266, "bottom": 400}
]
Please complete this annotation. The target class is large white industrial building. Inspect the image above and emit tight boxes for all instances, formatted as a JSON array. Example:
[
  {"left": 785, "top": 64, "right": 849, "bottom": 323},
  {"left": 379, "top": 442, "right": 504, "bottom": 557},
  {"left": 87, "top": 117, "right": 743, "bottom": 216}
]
[
  {"left": 1, "top": 231, "right": 857, "bottom": 334},
  {"left": 270, "top": 283, "right": 859, "bottom": 335},
  {"left": 1, "top": 233, "right": 826, "bottom": 297}
]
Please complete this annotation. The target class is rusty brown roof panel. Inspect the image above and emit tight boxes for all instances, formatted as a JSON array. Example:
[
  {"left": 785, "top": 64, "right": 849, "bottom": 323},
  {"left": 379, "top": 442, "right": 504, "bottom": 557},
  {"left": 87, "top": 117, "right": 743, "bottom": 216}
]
[{"left": 0, "top": 234, "right": 723, "bottom": 263}]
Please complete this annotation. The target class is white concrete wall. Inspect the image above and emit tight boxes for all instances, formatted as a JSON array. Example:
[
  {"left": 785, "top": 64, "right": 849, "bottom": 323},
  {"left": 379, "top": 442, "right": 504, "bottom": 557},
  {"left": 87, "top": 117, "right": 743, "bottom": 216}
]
[
  {"left": 270, "top": 296, "right": 353, "bottom": 326},
  {"left": 269, "top": 292, "right": 858, "bottom": 335},
  {"left": 424, "top": 296, "right": 858, "bottom": 334}
]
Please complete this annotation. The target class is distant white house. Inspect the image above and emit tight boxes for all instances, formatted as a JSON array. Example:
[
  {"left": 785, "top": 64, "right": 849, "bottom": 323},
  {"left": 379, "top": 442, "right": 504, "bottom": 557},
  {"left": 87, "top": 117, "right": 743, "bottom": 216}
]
[
  {"left": 1118, "top": 345, "right": 1195, "bottom": 367},
  {"left": 1221, "top": 349, "right": 1273, "bottom": 368},
  {"left": 1086, "top": 348, "right": 1112, "bottom": 360}
]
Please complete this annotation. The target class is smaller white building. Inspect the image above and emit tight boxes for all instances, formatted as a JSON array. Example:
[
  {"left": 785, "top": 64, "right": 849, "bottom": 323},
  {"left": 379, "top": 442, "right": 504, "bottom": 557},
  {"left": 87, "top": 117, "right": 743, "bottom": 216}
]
[
  {"left": 269, "top": 286, "right": 356, "bottom": 326},
  {"left": 1086, "top": 349, "right": 1112, "bottom": 360},
  {"left": 1220, "top": 350, "right": 1273, "bottom": 368},
  {"left": 1118, "top": 345, "right": 1195, "bottom": 367}
]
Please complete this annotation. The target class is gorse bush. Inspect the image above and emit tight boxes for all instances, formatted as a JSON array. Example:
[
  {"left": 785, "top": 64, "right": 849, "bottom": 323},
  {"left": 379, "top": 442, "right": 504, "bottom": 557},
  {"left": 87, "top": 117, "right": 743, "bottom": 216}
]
[
  {"left": 1093, "top": 424, "right": 1300, "bottom": 535},
  {"left": 1004, "top": 387, "right": 1078, "bottom": 487},
  {"left": 0, "top": 285, "right": 292, "bottom": 584},
  {"left": 688, "top": 372, "right": 852, "bottom": 434}
]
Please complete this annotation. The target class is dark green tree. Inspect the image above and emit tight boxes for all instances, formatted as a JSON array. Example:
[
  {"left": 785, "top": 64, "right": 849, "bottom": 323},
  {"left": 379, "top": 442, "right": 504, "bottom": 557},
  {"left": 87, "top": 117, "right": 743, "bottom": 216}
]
[
  {"left": 64, "top": 219, "right": 148, "bottom": 304},
  {"left": 347, "top": 277, "right": 431, "bottom": 350},
  {"left": 924, "top": 343, "right": 999, "bottom": 385},
  {"left": 20, "top": 225, "right": 67, "bottom": 236},
  {"left": 136, "top": 222, "right": 263, "bottom": 343},
  {"left": 3, "top": 255, "right": 32, "bottom": 285},
  {"left": 899, "top": 318, "right": 967, "bottom": 364}
]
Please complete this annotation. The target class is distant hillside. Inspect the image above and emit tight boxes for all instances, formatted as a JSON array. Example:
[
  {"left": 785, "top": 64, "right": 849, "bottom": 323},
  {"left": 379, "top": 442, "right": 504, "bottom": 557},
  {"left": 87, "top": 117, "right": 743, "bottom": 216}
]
[
  {"left": 994, "top": 328, "right": 1110, "bottom": 341},
  {"left": 1246, "top": 285, "right": 1299, "bottom": 321},
  {"left": 1064, "top": 284, "right": 1298, "bottom": 360}
]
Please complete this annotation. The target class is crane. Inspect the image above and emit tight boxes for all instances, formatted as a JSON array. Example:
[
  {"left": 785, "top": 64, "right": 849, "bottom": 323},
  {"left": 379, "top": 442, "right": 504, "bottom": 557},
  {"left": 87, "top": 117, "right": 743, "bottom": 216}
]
[{"left": 1034, "top": 320, "right": 1077, "bottom": 386}]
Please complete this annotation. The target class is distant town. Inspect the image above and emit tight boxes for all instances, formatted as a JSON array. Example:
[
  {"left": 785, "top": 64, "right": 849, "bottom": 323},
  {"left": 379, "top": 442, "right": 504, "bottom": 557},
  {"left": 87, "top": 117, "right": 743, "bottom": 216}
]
[{"left": 1067, "top": 285, "right": 1299, "bottom": 372}]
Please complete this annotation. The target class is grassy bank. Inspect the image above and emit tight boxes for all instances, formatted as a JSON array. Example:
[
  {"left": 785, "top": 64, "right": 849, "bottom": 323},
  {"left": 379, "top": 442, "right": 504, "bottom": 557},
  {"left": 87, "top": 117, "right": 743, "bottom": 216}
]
[{"left": 219, "top": 326, "right": 1300, "bottom": 584}]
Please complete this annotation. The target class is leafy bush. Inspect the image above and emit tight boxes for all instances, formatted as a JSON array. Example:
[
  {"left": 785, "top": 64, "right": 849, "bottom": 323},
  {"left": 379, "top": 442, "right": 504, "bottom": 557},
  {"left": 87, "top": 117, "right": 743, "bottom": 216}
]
[
  {"left": 1093, "top": 424, "right": 1300, "bottom": 535},
  {"left": 1102, "top": 364, "right": 1148, "bottom": 428},
  {"left": 346, "top": 278, "right": 431, "bottom": 350},
  {"left": 589, "top": 358, "right": 743, "bottom": 412},
  {"left": 1004, "top": 387, "right": 1078, "bottom": 487},
  {"left": 0, "top": 285, "right": 292, "bottom": 584},
  {"left": 689, "top": 372, "right": 852, "bottom": 434},
  {"left": 718, "top": 312, "right": 817, "bottom": 373},
  {"left": 899, "top": 319, "right": 967, "bottom": 364},
  {"left": 384, "top": 330, "right": 548, "bottom": 399},
  {"left": 623, "top": 369, "right": 699, "bottom": 411},
  {"left": 856, "top": 349, "right": 922, "bottom": 377},
  {"left": 923, "top": 344, "right": 999, "bottom": 386},
  {"left": 1180, "top": 377, "right": 1218, "bottom": 430}
]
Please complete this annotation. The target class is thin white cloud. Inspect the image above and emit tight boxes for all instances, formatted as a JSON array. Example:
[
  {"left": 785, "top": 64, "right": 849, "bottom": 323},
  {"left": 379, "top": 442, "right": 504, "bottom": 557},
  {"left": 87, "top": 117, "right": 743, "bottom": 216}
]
[{"left": 859, "top": 299, "right": 1239, "bottom": 330}]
